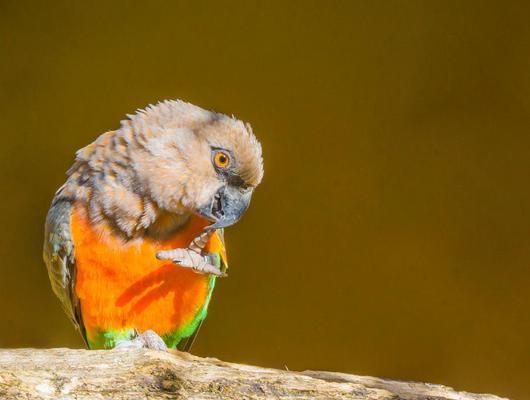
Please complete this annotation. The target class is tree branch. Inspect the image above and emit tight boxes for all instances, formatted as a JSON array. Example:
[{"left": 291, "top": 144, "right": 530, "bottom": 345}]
[{"left": 0, "top": 348, "right": 507, "bottom": 399}]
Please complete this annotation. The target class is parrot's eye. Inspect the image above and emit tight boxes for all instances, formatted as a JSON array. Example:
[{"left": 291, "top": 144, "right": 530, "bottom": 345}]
[{"left": 213, "top": 150, "right": 231, "bottom": 169}]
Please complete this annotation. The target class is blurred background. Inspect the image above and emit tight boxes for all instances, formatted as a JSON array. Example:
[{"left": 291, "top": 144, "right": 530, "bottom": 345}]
[{"left": 1, "top": 1, "right": 529, "bottom": 398}]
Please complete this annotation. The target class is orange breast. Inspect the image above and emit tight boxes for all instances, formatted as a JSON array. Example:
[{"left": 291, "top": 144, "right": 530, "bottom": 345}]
[{"left": 71, "top": 204, "right": 218, "bottom": 339}]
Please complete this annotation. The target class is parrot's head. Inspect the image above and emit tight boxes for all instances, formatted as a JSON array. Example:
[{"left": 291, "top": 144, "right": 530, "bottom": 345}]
[{"left": 127, "top": 100, "right": 264, "bottom": 230}]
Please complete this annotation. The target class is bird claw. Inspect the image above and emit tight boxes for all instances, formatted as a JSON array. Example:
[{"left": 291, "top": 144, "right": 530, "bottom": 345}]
[
  {"left": 156, "top": 248, "right": 226, "bottom": 277},
  {"left": 114, "top": 329, "right": 168, "bottom": 351}
]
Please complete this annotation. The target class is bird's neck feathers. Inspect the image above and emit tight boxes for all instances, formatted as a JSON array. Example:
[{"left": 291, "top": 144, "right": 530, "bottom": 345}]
[
  {"left": 145, "top": 210, "right": 191, "bottom": 241},
  {"left": 56, "top": 129, "right": 190, "bottom": 240}
]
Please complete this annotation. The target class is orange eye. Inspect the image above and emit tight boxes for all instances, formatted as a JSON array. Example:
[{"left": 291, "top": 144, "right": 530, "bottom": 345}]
[{"left": 214, "top": 151, "right": 230, "bottom": 169}]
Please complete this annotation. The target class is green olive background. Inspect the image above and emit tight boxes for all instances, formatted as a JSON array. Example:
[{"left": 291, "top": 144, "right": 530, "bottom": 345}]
[{"left": 1, "top": 1, "right": 529, "bottom": 398}]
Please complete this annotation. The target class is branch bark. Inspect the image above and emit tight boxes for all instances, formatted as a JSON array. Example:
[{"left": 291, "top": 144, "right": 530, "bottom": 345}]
[{"left": 0, "top": 348, "right": 507, "bottom": 399}]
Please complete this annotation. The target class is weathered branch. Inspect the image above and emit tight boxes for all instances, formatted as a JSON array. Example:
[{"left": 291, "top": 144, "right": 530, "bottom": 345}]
[{"left": 0, "top": 348, "right": 507, "bottom": 399}]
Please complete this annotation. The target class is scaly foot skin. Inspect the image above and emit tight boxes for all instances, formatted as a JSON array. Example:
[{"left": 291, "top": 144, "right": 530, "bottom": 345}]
[
  {"left": 156, "top": 248, "right": 226, "bottom": 277},
  {"left": 114, "top": 330, "right": 168, "bottom": 351}
]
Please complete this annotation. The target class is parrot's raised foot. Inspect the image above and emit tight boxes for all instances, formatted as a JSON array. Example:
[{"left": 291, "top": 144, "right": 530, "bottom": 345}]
[
  {"left": 114, "top": 330, "right": 168, "bottom": 351},
  {"left": 156, "top": 248, "right": 226, "bottom": 277}
]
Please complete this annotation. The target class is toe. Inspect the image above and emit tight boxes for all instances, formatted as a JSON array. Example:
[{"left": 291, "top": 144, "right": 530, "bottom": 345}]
[{"left": 141, "top": 330, "right": 168, "bottom": 351}]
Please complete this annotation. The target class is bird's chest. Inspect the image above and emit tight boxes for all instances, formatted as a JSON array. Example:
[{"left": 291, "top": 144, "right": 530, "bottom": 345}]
[{"left": 71, "top": 204, "right": 215, "bottom": 336}]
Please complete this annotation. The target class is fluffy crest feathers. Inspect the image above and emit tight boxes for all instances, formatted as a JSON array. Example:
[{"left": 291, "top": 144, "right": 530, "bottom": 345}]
[{"left": 124, "top": 100, "right": 263, "bottom": 186}]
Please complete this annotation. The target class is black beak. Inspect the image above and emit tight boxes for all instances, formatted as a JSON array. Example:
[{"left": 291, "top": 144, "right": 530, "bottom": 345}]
[{"left": 197, "top": 186, "right": 252, "bottom": 230}]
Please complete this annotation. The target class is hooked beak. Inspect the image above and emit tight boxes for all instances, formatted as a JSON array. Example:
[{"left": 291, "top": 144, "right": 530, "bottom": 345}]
[{"left": 197, "top": 186, "right": 252, "bottom": 230}]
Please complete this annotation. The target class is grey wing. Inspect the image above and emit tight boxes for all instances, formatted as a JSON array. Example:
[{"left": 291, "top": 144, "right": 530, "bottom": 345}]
[{"left": 43, "top": 199, "right": 87, "bottom": 345}]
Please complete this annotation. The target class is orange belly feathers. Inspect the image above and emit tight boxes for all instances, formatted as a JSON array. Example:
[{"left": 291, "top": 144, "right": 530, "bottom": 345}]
[{"left": 71, "top": 204, "right": 223, "bottom": 348}]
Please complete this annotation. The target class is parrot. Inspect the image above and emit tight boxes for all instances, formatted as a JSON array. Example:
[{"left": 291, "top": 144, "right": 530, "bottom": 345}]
[{"left": 43, "top": 100, "right": 264, "bottom": 351}]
